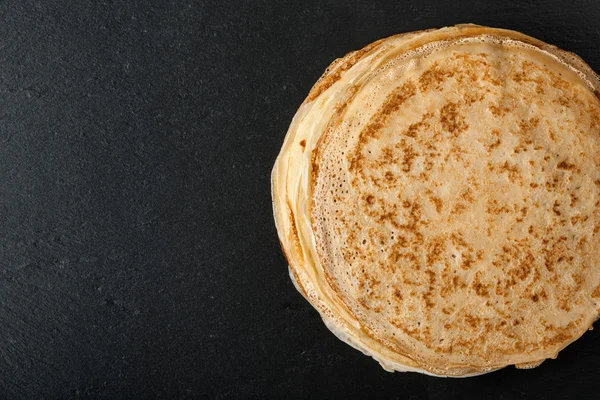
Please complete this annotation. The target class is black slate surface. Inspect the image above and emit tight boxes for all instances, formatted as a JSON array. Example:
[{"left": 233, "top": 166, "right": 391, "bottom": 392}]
[{"left": 2, "top": 0, "right": 600, "bottom": 398}]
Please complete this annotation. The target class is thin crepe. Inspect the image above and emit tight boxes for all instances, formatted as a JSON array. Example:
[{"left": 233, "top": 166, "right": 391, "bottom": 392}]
[{"left": 272, "top": 24, "right": 600, "bottom": 376}]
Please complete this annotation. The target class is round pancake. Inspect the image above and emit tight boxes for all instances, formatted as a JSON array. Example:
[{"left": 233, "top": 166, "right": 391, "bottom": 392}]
[{"left": 272, "top": 24, "right": 600, "bottom": 376}]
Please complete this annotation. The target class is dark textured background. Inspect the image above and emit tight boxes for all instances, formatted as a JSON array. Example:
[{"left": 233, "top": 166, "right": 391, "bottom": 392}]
[{"left": 2, "top": 0, "right": 600, "bottom": 398}]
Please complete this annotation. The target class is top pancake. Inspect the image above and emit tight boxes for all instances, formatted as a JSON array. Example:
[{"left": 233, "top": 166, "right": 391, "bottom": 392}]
[{"left": 272, "top": 25, "right": 600, "bottom": 376}]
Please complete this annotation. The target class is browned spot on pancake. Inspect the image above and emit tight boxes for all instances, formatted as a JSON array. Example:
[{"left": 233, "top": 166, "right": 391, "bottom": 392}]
[
  {"left": 487, "top": 129, "right": 502, "bottom": 151},
  {"left": 426, "top": 236, "right": 446, "bottom": 267},
  {"left": 405, "top": 113, "right": 433, "bottom": 138},
  {"left": 542, "top": 236, "right": 568, "bottom": 273},
  {"left": 517, "top": 117, "right": 540, "bottom": 135},
  {"left": 495, "top": 277, "right": 517, "bottom": 297},
  {"left": 577, "top": 237, "right": 588, "bottom": 251},
  {"left": 555, "top": 96, "right": 570, "bottom": 107},
  {"left": 348, "top": 82, "right": 417, "bottom": 178},
  {"left": 401, "top": 146, "right": 417, "bottom": 172},
  {"left": 378, "top": 210, "right": 398, "bottom": 224},
  {"left": 367, "top": 83, "right": 417, "bottom": 138},
  {"left": 285, "top": 201, "right": 304, "bottom": 264},
  {"left": 490, "top": 101, "right": 511, "bottom": 117},
  {"left": 570, "top": 193, "right": 579, "bottom": 207},
  {"left": 552, "top": 200, "right": 561, "bottom": 216},
  {"left": 499, "top": 161, "right": 521, "bottom": 182},
  {"left": 299, "top": 139, "right": 306, "bottom": 149},
  {"left": 512, "top": 61, "right": 546, "bottom": 86},
  {"left": 427, "top": 190, "right": 443, "bottom": 213},
  {"left": 458, "top": 252, "right": 473, "bottom": 271},
  {"left": 423, "top": 270, "right": 437, "bottom": 307},
  {"left": 510, "top": 249, "right": 534, "bottom": 281},
  {"left": 460, "top": 188, "right": 475, "bottom": 204},
  {"left": 542, "top": 332, "right": 573, "bottom": 347},
  {"left": 440, "top": 102, "right": 468, "bottom": 135},
  {"left": 465, "top": 314, "right": 481, "bottom": 328},
  {"left": 451, "top": 202, "right": 467, "bottom": 215},
  {"left": 418, "top": 62, "right": 455, "bottom": 92},
  {"left": 514, "top": 135, "right": 534, "bottom": 154},
  {"left": 471, "top": 271, "right": 490, "bottom": 297},
  {"left": 557, "top": 160, "right": 577, "bottom": 172},
  {"left": 394, "top": 288, "right": 403, "bottom": 300}
]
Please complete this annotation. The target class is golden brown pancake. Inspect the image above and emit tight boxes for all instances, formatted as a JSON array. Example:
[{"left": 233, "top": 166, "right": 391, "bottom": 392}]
[{"left": 272, "top": 24, "right": 600, "bottom": 376}]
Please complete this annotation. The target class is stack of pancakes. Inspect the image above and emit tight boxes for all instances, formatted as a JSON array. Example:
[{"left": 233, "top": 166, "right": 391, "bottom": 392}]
[{"left": 272, "top": 24, "right": 600, "bottom": 376}]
